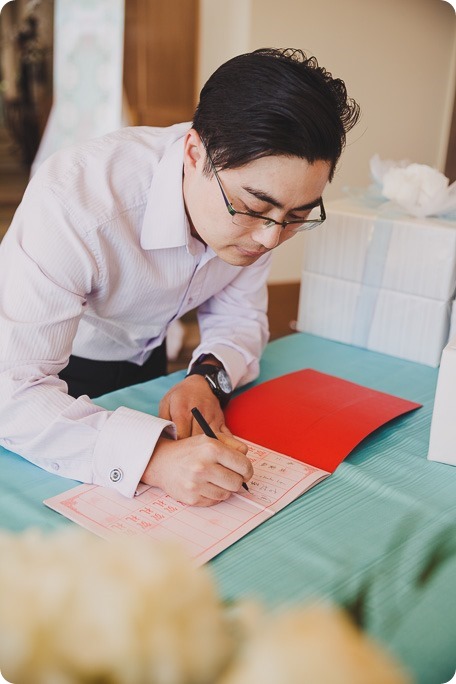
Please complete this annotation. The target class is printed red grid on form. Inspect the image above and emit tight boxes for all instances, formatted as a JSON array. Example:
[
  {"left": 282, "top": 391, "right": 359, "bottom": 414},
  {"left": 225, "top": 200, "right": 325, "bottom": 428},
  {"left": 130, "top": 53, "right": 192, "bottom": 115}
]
[{"left": 45, "top": 440, "right": 330, "bottom": 565}]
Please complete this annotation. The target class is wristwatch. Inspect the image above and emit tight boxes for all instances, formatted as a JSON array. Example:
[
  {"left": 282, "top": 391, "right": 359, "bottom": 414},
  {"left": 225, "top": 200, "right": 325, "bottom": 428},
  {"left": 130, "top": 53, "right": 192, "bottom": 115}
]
[{"left": 187, "top": 360, "right": 233, "bottom": 408}]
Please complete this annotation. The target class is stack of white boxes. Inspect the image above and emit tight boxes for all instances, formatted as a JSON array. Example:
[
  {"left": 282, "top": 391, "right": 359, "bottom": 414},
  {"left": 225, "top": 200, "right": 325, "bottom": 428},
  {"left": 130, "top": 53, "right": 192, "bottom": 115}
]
[{"left": 297, "top": 197, "right": 456, "bottom": 367}]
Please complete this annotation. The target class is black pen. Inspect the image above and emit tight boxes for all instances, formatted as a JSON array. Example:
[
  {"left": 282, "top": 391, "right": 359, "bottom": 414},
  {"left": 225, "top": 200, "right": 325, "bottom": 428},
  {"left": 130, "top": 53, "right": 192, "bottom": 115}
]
[{"left": 191, "top": 407, "right": 249, "bottom": 491}]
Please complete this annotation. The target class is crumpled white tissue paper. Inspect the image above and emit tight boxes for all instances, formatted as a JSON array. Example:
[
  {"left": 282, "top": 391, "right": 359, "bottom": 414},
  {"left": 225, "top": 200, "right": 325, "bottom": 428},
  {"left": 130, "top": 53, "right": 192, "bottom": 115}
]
[{"left": 370, "top": 154, "right": 456, "bottom": 219}]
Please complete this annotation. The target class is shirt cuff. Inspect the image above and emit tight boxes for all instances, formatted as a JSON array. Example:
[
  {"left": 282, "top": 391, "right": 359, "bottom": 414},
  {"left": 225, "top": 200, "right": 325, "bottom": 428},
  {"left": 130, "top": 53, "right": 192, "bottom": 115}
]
[{"left": 92, "top": 406, "right": 176, "bottom": 498}]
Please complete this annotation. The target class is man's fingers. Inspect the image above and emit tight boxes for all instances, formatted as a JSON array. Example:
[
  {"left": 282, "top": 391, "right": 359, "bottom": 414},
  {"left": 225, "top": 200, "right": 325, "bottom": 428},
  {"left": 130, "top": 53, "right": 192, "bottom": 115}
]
[
  {"left": 143, "top": 429, "right": 252, "bottom": 507},
  {"left": 219, "top": 423, "right": 234, "bottom": 437},
  {"left": 205, "top": 462, "right": 250, "bottom": 493},
  {"left": 177, "top": 475, "right": 234, "bottom": 506},
  {"left": 209, "top": 442, "right": 253, "bottom": 485},
  {"left": 216, "top": 431, "right": 249, "bottom": 455},
  {"left": 195, "top": 482, "right": 233, "bottom": 503},
  {"left": 184, "top": 438, "right": 252, "bottom": 493},
  {"left": 187, "top": 493, "right": 230, "bottom": 507}
]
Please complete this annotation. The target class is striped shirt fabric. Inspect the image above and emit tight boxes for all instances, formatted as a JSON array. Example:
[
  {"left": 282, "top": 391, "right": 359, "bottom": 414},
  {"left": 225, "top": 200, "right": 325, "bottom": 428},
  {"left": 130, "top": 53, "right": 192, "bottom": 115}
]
[{"left": 0, "top": 122, "right": 270, "bottom": 497}]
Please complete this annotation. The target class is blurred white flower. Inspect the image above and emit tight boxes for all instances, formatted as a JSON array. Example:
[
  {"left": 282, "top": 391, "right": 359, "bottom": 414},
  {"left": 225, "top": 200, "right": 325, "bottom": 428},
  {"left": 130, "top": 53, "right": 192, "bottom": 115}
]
[
  {"left": 219, "top": 604, "right": 411, "bottom": 684},
  {"left": 0, "top": 529, "right": 412, "bottom": 684},
  {"left": 0, "top": 528, "right": 233, "bottom": 684}
]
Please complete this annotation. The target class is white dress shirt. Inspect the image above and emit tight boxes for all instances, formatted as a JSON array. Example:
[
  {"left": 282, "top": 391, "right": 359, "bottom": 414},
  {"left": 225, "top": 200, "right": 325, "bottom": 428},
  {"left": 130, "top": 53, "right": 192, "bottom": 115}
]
[{"left": 0, "top": 122, "right": 270, "bottom": 497}]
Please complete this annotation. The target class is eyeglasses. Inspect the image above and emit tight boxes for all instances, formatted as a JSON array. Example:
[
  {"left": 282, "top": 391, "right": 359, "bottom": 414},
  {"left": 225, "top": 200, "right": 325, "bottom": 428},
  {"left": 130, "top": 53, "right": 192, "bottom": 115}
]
[{"left": 205, "top": 148, "right": 326, "bottom": 233}]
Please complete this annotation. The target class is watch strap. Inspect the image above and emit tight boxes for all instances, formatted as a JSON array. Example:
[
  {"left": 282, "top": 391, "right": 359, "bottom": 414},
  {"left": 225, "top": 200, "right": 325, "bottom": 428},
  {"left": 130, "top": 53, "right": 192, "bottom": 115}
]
[{"left": 187, "top": 363, "right": 232, "bottom": 407}]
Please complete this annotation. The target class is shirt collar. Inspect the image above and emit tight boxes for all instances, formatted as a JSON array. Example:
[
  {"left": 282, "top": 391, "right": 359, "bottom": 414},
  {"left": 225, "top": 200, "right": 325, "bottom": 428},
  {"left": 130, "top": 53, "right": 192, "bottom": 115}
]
[{"left": 140, "top": 126, "right": 193, "bottom": 251}]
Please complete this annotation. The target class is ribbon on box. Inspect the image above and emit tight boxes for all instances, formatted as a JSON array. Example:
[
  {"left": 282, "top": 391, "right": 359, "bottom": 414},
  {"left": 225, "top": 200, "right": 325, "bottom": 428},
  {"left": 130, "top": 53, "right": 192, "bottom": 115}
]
[{"left": 352, "top": 217, "right": 393, "bottom": 347}]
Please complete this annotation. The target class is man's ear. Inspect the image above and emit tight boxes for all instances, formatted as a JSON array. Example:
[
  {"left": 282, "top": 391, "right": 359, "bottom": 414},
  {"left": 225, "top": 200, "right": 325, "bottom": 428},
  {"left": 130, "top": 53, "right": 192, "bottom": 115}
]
[{"left": 183, "top": 129, "right": 204, "bottom": 172}]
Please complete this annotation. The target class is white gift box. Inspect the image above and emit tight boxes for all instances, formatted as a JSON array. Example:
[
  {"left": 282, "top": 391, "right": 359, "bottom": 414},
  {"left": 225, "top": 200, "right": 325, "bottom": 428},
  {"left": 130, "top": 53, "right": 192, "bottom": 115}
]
[
  {"left": 449, "top": 299, "right": 456, "bottom": 341},
  {"left": 297, "top": 198, "right": 456, "bottom": 366},
  {"left": 428, "top": 336, "right": 456, "bottom": 466}
]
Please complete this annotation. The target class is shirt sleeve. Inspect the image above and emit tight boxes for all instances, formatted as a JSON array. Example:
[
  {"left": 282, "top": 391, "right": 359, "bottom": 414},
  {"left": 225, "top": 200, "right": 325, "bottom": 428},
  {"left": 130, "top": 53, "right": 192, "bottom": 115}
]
[
  {"left": 191, "top": 253, "right": 271, "bottom": 388},
  {"left": 0, "top": 176, "right": 175, "bottom": 498}
]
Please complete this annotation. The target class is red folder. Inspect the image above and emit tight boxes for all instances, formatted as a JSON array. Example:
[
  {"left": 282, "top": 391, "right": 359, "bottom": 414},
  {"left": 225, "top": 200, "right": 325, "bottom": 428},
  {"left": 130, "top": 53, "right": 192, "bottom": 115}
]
[{"left": 225, "top": 369, "right": 421, "bottom": 473}]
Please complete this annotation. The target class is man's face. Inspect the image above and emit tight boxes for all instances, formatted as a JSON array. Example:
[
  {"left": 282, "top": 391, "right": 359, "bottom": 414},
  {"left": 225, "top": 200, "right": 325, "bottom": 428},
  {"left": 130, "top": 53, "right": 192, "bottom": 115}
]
[{"left": 183, "top": 130, "right": 331, "bottom": 267}]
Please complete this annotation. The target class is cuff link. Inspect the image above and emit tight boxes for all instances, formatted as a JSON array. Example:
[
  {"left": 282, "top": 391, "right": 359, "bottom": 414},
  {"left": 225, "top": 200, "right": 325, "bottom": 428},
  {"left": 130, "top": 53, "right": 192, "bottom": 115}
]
[{"left": 109, "top": 468, "right": 123, "bottom": 483}]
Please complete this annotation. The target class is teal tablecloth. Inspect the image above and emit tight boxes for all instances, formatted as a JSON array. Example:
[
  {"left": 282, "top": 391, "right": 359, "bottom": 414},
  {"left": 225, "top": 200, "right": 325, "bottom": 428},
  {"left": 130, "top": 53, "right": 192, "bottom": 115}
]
[{"left": 1, "top": 333, "right": 455, "bottom": 683}]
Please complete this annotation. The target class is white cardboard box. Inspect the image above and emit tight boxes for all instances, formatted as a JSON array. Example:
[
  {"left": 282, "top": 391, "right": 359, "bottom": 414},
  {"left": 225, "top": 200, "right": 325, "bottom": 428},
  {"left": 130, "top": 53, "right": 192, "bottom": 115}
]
[
  {"left": 301, "top": 198, "right": 456, "bottom": 299},
  {"left": 428, "top": 336, "right": 456, "bottom": 466},
  {"left": 449, "top": 299, "right": 456, "bottom": 341},
  {"left": 297, "top": 198, "right": 456, "bottom": 366},
  {"left": 298, "top": 272, "right": 450, "bottom": 366}
]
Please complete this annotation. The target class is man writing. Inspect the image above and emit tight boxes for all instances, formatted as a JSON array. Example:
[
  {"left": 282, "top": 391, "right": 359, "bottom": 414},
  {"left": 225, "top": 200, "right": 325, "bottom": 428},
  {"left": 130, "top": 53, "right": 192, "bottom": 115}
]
[{"left": 0, "top": 48, "right": 360, "bottom": 505}]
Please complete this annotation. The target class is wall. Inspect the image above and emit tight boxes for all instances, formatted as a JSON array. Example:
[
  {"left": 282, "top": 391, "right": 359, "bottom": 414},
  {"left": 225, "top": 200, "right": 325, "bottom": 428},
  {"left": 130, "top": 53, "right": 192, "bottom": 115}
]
[
  {"left": 197, "top": 0, "right": 250, "bottom": 87},
  {"left": 197, "top": 0, "right": 456, "bottom": 282}
]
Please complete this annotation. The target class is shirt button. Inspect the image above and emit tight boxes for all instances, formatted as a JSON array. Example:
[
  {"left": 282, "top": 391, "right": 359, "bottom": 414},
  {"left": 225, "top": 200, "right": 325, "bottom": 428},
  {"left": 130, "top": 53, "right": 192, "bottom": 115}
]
[
  {"left": 110, "top": 468, "right": 123, "bottom": 483},
  {"left": 51, "top": 462, "right": 59, "bottom": 471}
]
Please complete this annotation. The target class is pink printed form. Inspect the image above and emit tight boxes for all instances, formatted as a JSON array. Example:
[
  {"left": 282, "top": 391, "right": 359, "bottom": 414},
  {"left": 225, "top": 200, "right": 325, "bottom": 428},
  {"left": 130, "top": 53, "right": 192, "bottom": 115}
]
[{"left": 44, "top": 439, "right": 329, "bottom": 565}]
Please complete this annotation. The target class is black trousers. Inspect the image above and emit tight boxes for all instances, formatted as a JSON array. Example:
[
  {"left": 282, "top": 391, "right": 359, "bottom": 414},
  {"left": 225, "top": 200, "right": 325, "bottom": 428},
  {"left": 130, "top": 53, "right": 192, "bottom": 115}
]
[{"left": 59, "top": 339, "right": 167, "bottom": 399}]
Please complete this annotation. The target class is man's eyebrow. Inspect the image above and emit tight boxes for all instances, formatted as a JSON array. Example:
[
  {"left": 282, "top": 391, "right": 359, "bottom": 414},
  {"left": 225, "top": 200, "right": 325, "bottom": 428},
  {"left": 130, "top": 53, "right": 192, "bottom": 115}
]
[{"left": 242, "top": 185, "right": 321, "bottom": 212}]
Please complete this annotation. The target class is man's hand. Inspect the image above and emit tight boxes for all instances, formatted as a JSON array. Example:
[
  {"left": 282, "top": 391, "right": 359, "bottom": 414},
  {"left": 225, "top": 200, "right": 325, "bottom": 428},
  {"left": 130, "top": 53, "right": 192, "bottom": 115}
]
[
  {"left": 159, "top": 374, "right": 229, "bottom": 438},
  {"left": 141, "top": 431, "right": 253, "bottom": 506}
]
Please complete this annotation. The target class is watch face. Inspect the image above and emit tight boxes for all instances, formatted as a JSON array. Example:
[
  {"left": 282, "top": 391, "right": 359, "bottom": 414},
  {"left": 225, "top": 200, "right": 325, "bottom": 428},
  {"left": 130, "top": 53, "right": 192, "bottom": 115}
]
[{"left": 217, "top": 369, "right": 232, "bottom": 394}]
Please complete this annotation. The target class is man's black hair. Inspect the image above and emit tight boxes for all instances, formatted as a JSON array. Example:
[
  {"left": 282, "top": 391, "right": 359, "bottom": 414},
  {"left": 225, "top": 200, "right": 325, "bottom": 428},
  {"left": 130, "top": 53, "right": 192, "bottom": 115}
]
[{"left": 193, "top": 47, "right": 360, "bottom": 181}]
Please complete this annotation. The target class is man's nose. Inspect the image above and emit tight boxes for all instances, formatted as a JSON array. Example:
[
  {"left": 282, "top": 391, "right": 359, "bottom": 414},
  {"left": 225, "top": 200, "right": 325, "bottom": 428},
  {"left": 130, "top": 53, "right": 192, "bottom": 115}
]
[{"left": 251, "top": 224, "right": 282, "bottom": 250}]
